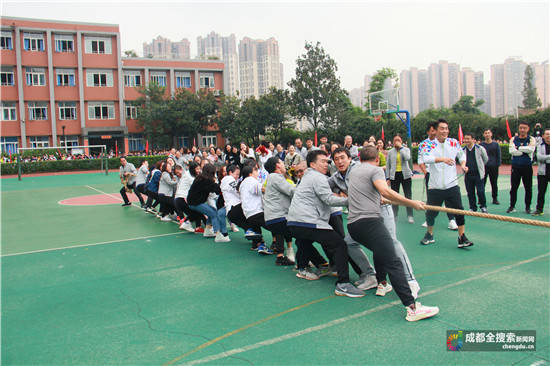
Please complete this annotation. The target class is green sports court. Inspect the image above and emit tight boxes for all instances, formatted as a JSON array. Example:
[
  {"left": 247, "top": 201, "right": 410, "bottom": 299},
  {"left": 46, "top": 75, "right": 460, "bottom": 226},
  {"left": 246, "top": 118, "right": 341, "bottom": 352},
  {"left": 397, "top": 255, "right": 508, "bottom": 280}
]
[{"left": 1, "top": 171, "right": 549, "bottom": 365}]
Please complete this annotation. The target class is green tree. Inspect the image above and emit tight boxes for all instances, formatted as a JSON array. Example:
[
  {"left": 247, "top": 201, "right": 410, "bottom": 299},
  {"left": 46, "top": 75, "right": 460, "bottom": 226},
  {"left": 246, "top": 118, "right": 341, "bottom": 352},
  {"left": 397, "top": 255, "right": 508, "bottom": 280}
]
[
  {"left": 451, "top": 95, "right": 484, "bottom": 114},
  {"left": 366, "top": 68, "right": 398, "bottom": 111},
  {"left": 288, "top": 42, "right": 348, "bottom": 132},
  {"left": 135, "top": 83, "right": 170, "bottom": 147},
  {"left": 124, "top": 50, "right": 138, "bottom": 57},
  {"left": 216, "top": 94, "right": 243, "bottom": 144},
  {"left": 522, "top": 65, "right": 542, "bottom": 110},
  {"left": 261, "top": 88, "right": 292, "bottom": 143}
]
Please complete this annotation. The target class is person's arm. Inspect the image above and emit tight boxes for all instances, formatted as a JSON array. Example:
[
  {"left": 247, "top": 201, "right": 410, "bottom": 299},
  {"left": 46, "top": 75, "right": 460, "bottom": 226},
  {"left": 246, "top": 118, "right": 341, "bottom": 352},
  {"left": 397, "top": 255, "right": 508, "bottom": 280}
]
[
  {"left": 274, "top": 174, "right": 296, "bottom": 197},
  {"left": 373, "top": 179, "right": 425, "bottom": 210},
  {"left": 385, "top": 150, "right": 393, "bottom": 180},
  {"left": 313, "top": 177, "right": 348, "bottom": 207},
  {"left": 518, "top": 137, "right": 537, "bottom": 154},
  {"left": 480, "top": 146, "right": 488, "bottom": 165},
  {"left": 536, "top": 144, "right": 550, "bottom": 163},
  {"left": 457, "top": 146, "right": 468, "bottom": 172},
  {"left": 509, "top": 137, "right": 523, "bottom": 156},
  {"left": 496, "top": 143, "right": 502, "bottom": 166},
  {"left": 401, "top": 147, "right": 411, "bottom": 161}
]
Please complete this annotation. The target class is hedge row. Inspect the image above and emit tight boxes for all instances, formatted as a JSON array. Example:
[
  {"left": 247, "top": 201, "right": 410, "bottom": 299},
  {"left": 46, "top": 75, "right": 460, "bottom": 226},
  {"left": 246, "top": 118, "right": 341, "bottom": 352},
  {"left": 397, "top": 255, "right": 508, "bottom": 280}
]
[{"left": 0, "top": 145, "right": 513, "bottom": 176}]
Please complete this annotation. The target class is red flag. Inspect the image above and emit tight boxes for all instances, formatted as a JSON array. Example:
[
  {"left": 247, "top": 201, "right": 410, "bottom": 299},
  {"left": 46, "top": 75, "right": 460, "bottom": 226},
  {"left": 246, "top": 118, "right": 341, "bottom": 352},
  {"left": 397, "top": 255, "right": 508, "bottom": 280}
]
[
  {"left": 145, "top": 140, "right": 149, "bottom": 154},
  {"left": 381, "top": 126, "right": 385, "bottom": 141},
  {"left": 458, "top": 124, "right": 463, "bottom": 144},
  {"left": 505, "top": 118, "right": 512, "bottom": 139},
  {"left": 314, "top": 130, "right": 318, "bottom": 146},
  {"left": 115, "top": 140, "right": 118, "bottom": 156},
  {"left": 193, "top": 137, "right": 196, "bottom": 147}
]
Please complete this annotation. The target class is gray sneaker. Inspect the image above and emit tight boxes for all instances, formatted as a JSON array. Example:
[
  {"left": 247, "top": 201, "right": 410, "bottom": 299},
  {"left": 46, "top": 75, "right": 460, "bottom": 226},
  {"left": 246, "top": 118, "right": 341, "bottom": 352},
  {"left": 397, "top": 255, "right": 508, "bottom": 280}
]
[
  {"left": 296, "top": 268, "right": 320, "bottom": 281},
  {"left": 334, "top": 282, "right": 365, "bottom": 298},
  {"left": 356, "top": 275, "right": 378, "bottom": 290}
]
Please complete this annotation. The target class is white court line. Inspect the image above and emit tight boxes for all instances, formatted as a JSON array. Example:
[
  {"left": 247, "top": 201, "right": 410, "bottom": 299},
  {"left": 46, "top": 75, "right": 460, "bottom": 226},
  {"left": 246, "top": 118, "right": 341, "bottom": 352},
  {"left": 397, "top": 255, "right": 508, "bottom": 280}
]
[
  {"left": 1, "top": 232, "right": 184, "bottom": 257},
  {"left": 180, "top": 251, "right": 550, "bottom": 366},
  {"left": 85, "top": 185, "right": 142, "bottom": 208}
]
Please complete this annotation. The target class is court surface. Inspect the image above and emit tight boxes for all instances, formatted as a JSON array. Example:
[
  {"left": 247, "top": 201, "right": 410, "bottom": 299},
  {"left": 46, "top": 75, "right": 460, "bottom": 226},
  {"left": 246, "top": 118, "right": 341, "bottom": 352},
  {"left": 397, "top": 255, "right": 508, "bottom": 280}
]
[{"left": 1, "top": 171, "right": 549, "bottom": 365}]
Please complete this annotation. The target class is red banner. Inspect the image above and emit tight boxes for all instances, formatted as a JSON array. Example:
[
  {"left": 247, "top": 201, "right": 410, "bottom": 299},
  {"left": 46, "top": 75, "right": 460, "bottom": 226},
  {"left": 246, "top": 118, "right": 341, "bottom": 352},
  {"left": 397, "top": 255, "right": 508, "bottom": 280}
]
[
  {"left": 458, "top": 124, "right": 463, "bottom": 144},
  {"left": 506, "top": 118, "right": 512, "bottom": 139},
  {"left": 381, "top": 126, "right": 385, "bottom": 141}
]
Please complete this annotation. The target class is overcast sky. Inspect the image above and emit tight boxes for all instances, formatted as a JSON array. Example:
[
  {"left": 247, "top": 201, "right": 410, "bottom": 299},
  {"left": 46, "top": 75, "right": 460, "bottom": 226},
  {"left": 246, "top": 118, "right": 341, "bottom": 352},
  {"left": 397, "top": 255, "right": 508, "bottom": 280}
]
[{"left": 2, "top": 0, "right": 549, "bottom": 90}]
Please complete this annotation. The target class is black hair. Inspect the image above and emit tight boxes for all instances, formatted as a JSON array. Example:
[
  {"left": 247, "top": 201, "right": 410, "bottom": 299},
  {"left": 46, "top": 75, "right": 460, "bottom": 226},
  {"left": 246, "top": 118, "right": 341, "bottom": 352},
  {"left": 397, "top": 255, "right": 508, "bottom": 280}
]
[
  {"left": 237, "top": 165, "right": 257, "bottom": 191},
  {"left": 519, "top": 120, "right": 530, "bottom": 127},
  {"left": 227, "top": 164, "right": 240, "bottom": 174},
  {"left": 264, "top": 156, "right": 280, "bottom": 174},
  {"left": 463, "top": 132, "right": 474, "bottom": 138},
  {"left": 427, "top": 121, "right": 438, "bottom": 131},
  {"left": 332, "top": 147, "right": 351, "bottom": 158},
  {"left": 188, "top": 161, "right": 200, "bottom": 177},
  {"left": 436, "top": 119, "right": 448, "bottom": 129},
  {"left": 306, "top": 149, "right": 328, "bottom": 167},
  {"left": 198, "top": 164, "right": 216, "bottom": 182}
]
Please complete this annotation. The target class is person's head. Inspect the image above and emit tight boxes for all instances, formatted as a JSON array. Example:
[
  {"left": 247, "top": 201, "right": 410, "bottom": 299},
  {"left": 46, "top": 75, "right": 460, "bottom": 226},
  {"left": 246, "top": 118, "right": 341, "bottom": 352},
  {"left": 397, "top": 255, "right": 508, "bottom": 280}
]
[
  {"left": 188, "top": 161, "right": 200, "bottom": 177},
  {"left": 120, "top": 157, "right": 127, "bottom": 166},
  {"left": 201, "top": 150, "right": 208, "bottom": 158},
  {"left": 435, "top": 118, "right": 449, "bottom": 142},
  {"left": 344, "top": 135, "right": 352, "bottom": 147},
  {"left": 294, "top": 161, "right": 307, "bottom": 179},
  {"left": 543, "top": 128, "right": 550, "bottom": 144},
  {"left": 295, "top": 138, "right": 303, "bottom": 148},
  {"left": 288, "top": 145, "right": 296, "bottom": 155},
  {"left": 269, "top": 142, "right": 275, "bottom": 151},
  {"left": 306, "top": 150, "right": 329, "bottom": 174},
  {"left": 332, "top": 147, "right": 352, "bottom": 173},
  {"left": 331, "top": 143, "right": 340, "bottom": 154},
  {"left": 241, "top": 165, "right": 258, "bottom": 180},
  {"left": 217, "top": 165, "right": 227, "bottom": 179},
  {"left": 216, "top": 147, "right": 223, "bottom": 156},
  {"left": 483, "top": 129, "right": 493, "bottom": 141},
  {"left": 175, "top": 150, "right": 181, "bottom": 158},
  {"left": 200, "top": 163, "right": 217, "bottom": 181},
  {"left": 200, "top": 158, "right": 209, "bottom": 168},
  {"left": 264, "top": 156, "right": 284, "bottom": 174},
  {"left": 209, "top": 147, "right": 216, "bottom": 155},
  {"left": 427, "top": 121, "right": 438, "bottom": 139},
  {"left": 319, "top": 144, "right": 327, "bottom": 152},
  {"left": 368, "top": 135, "right": 376, "bottom": 144},
  {"left": 225, "top": 144, "right": 232, "bottom": 153},
  {"left": 276, "top": 143, "right": 283, "bottom": 152},
  {"left": 463, "top": 132, "right": 475, "bottom": 146},
  {"left": 518, "top": 121, "right": 530, "bottom": 137},
  {"left": 320, "top": 136, "right": 328, "bottom": 145},
  {"left": 174, "top": 165, "right": 183, "bottom": 177},
  {"left": 159, "top": 161, "right": 167, "bottom": 172},
  {"left": 376, "top": 140, "right": 384, "bottom": 150},
  {"left": 167, "top": 157, "right": 175, "bottom": 167},
  {"left": 154, "top": 161, "right": 162, "bottom": 170},
  {"left": 240, "top": 142, "right": 249, "bottom": 153},
  {"left": 535, "top": 123, "right": 542, "bottom": 129},
  {"left": 227, "top": 164, "right": 240, "bottom": 179},
  {"left": 393, "top": 135, "right": 403, "bottom": 148},
  {"left": 191, "top": 146, "right": 198, "bottom": 154},
  {"left": 182, "top": 147, "right": 189, "bottom": 154},
  {"left": 170, "top": 148, "right": 176, "bottom": 155},
  {"left": 305, "top": 138, "right": 313, "bottom": 149},
  {"left": 193, "top": 155, "right": 202, "bottom": 164},
  {"left": 359, "top": 146, "right": 379, "bottom": 163}
]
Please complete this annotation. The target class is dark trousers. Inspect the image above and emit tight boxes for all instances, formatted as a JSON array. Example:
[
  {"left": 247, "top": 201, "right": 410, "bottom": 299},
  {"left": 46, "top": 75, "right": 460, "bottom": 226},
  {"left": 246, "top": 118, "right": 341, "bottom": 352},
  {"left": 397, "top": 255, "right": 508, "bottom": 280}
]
[
  {"left": 426, "top": 186, "right": 465, "bottom": 227},
  {"left": 145, "top": 190, "right": 160, "bottom": 209},
  {"left": 348, "top": 218, "right": 415, "bottom": 307},
  {"left": 329, "top": 214, "right": 362, "bottom": 276},
  {"left": 247, "top": 212, "right": 266, "bottom": 245},
  {"left": 227, "top": 204, "right": 250, "bottom": 231},
  {"left": 135, "top": 184, "right": 147, "bottom": 206},
  {"left": 158, "top": 193, "right": 175, "bottom": 216},
  {"left": 391, "top": 172, "right": 413, "bottom": 217},
  {"left": 465, "top": 173, "right": 486, "bottom": 210},
  {"left": 536, "top": 174, "right": 549, "bottom": 211},
  {"left": 265, "top": 219, "right": 293, "bottom": 254},
  {"left": 174, "top": 197, "right": 205, "bottom": 226},
  {"left": 483, "top": 165, "right": 499, "bottom": 200},
  {"left": 288, "top": 225, "right": 350, "bottom": 284},
  {"left": 425, "top": 173, "right": 453, "bottom": 220},
  {"left": 510, "top": 165, "right": 533, "bottom": 209},
  {"left": 120, "top": 182, "right": 144, "bottom": 205}
]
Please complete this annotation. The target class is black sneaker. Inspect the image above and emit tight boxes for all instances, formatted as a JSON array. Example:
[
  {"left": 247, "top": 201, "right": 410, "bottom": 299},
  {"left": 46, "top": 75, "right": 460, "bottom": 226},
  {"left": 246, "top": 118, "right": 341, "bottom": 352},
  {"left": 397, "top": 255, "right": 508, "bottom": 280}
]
[
  {"left": 493, "top": 199, "right": 500, "bottom": 205},
  {"left": 532, "top": 210, "right": 544, "bottom": 216},
  {"left": 480, "top": 207, "right": 488, "bottom": 214},
  {"left": 420, "top": 232, "right": 435, "bottom": 245},
  {"left": 506, "top": 207, "right": 516, "bottom": 213},
  {"left": 275, "top": 255, "right": 295, "bottom": 266},
  {"left": 121, "top": 202, "right": 131, "bottom": 207},
  {"left": 525, "top": 208, "right": 531, "bottom": 214},
  {"left": 458, "top": 234, "right": 474, "bottom": 248}
]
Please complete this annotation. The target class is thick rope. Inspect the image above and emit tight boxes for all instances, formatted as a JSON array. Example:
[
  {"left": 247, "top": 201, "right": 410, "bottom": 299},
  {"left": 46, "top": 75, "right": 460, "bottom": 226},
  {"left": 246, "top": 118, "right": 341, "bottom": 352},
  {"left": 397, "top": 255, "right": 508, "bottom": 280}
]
[{"left": 387, "top": 201, "right": 550, "bottom": 228}]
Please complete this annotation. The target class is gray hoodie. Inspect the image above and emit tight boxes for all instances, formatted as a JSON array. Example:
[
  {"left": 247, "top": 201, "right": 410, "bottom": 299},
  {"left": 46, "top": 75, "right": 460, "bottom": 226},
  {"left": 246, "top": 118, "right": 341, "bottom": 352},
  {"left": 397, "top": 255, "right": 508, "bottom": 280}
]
[
  {"left": 386, "top": 147, "right": 413, "bottom": 180},
  {"left": 158, "top": 171, "right": 178, "bottom": 196},
  {"left": 263, "top": 173, "right": 296, "bottom": 223},
  {"left": 287, "top": 168, "right": 348, "bottom": 230}
]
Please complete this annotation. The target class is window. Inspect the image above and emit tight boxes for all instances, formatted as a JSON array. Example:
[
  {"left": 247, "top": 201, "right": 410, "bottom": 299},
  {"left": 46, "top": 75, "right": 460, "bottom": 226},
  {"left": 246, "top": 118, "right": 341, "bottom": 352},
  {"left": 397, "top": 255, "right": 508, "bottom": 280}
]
[
  {"left": 58, "top": 102, "right": 77, "bottom": 120},
  {"left": 202, "top": 135, "right": 217, "bottom": 147},
  {"left": 60, "top": 135, "right": 79, "bottom": 147},
  {"left": 1, "top": 31, "right": 12, "bottom": 50},
  {"left": 176, "top": 72, "right": 191, "bottom": 88},
  {"left": 23, "top": 33, "right": 45, "bottom": 51},
  {"left": 56, "top": 69, "right": 75, "bottom": 86},
  {"left": 54, "top": 34, "right": 74, "bottom": 52},
  {"left": 88, "top": 102, "right": 115, "bottom": 120},
  {"left": 28, "top": 102, "right": 48, "bottom": 120},
  {"left": 86, "top": 69, "right": 113, "bottom": 87},
  {"left": 29, "top": 136, "right": 50, "bottom": 148},
  {"left": 150, "top": 72, "right": 166, "bottom": 86},
  {"left": 125, "top": 102, "right": 138, "bottom": 120},
  {"left": 128, "top": 134, "right": 144, "bottom": 151},
  {"left": 1, "top": 102, "right": 17, "bottom": 121},
  {"left": 1, "top": 67, "right": 14, "bottom": 86},
  {"left": 177, "top": 136, "right": 189, "bottom": 148},
  {"left": 1, "top": 137, "right": 18, "bottom": 154},
  {"left": 200, "top": 72, "right": 215, "bottom": 88},
  {"left": 26, "top": 67, "right": 46, "bottom": 86},
  {"left": 124, "top": 71, "right": 141, "bottom": 87},
  {"left": 84, "top": 36, "right": 112, "bottom": 54}
]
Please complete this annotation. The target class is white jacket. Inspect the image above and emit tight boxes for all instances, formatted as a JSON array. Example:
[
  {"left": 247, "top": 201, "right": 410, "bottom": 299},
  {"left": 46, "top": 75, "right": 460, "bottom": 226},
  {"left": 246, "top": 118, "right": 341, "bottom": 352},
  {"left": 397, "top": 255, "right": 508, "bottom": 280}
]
[{"left": 420, "top": 137, "right": 465, "bottom": 190}]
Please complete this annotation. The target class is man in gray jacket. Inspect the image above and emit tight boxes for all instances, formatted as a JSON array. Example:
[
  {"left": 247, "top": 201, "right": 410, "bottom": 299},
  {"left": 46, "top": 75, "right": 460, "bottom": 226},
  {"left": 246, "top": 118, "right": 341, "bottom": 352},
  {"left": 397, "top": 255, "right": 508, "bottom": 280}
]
[
  {"left": 463, "top": 133, "right": 489, "bottom": 213},
  {"left": 119, "top": 157, "right": 139, "bottom": 207},
  {"left": 533, "top": 128, "right": 550, "bottom": 216},
  {"left": 287, "top": 150, "right": 364, "bottom": 298}
]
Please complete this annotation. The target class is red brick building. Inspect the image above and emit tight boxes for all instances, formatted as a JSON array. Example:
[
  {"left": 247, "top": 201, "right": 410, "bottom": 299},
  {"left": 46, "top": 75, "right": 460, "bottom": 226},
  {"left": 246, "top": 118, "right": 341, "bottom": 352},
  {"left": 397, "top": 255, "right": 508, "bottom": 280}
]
[{"left": 0, "top": 17, "right": 225, "bottom": 154}]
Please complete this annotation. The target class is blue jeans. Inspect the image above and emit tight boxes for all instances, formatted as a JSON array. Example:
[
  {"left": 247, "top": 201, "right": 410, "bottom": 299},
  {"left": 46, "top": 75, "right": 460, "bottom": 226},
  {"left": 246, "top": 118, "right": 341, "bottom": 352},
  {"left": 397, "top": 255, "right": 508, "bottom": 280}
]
[{"left": 189, "top": 203, "right": 227, "bottom": 234}]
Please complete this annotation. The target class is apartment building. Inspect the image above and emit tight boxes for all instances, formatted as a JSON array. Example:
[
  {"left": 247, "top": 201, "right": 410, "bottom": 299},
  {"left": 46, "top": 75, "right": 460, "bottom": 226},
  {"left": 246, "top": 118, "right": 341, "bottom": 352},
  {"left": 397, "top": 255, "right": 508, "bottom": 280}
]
[{"left": 0, "top": 17, "right": 224, "bottom": 154}]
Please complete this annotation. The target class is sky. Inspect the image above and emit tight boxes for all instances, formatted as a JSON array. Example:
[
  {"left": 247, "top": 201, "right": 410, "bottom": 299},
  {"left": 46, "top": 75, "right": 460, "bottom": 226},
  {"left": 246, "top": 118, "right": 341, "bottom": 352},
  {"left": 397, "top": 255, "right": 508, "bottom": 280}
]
[{"left": 2, "top": 0, "right": 549, "bottom": 91}]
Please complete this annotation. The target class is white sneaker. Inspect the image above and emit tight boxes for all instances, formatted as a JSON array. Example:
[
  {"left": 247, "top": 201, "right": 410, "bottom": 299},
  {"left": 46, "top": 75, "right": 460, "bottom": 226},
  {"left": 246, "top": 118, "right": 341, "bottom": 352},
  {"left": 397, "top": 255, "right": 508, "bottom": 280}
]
[
  {"left": 169, "top": 214, "right": 178, "bottom": 221},
  {"left": 203, "top": 227, "right": 215, "bottom": 237},
  {"left": 375, "top": 282, "right": 393, "bottom": 296},
  {"left": 230, "top": 223, "right": 239, "bottom": 232},
  {"left": 448, "top": 219, "right": 458, "bottom": 230},
  {"left": 214, "top": 232, "right": 231, "bottom": 242},
  {"left": 286, "top": 247, "right": 295, "bottom": 262},
  {"left": 408, "top": 216, "right": 414, "bottom": 224},
  {"left": 356, "top": 275, "right": 378, "bottom": 290},
  {"left": 406, "top": 302, "right": 439, "bottom": 322},
  {"left": 421, "top": 221, "right": 427, "bottom": 228},
  {"left": 179, "top": 220, "right": 194, "bottom": 232},
  {"left": 408, "top": 280, "right": 421, "bottom": 299},
  {"left": 160, "top": 215, "right": 172, "bottom": 222}
]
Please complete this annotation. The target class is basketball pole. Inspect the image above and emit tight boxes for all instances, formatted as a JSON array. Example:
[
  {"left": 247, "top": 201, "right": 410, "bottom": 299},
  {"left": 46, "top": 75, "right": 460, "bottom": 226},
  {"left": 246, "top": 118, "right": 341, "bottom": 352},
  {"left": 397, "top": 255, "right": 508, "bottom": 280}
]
[{"left": 395, "top": 110, "right": 414, "bottom": 170}]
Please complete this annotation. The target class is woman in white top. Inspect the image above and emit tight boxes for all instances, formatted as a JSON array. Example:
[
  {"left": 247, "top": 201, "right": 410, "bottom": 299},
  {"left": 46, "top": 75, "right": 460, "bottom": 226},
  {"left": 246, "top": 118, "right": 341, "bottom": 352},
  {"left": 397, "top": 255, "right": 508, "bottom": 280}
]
[
  {"left": 174, "top": 162, "right": 204, "bottom": 232},
  {"left": 221, "top": 165, "right": 247, "bottom": 232}
]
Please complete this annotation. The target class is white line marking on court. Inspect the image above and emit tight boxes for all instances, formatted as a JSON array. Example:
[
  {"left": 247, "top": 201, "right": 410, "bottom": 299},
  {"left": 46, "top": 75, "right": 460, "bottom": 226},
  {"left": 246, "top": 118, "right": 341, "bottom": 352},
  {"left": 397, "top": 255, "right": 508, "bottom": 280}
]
[
  {"left": 1, "top": 232, "right": 184, "bottom": 257},
  {"left": 85, "top": 185, "right": 142, "bottom": 208},
  {"left": 180, "top": 252, "right": 550, "bottom": 366}
]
